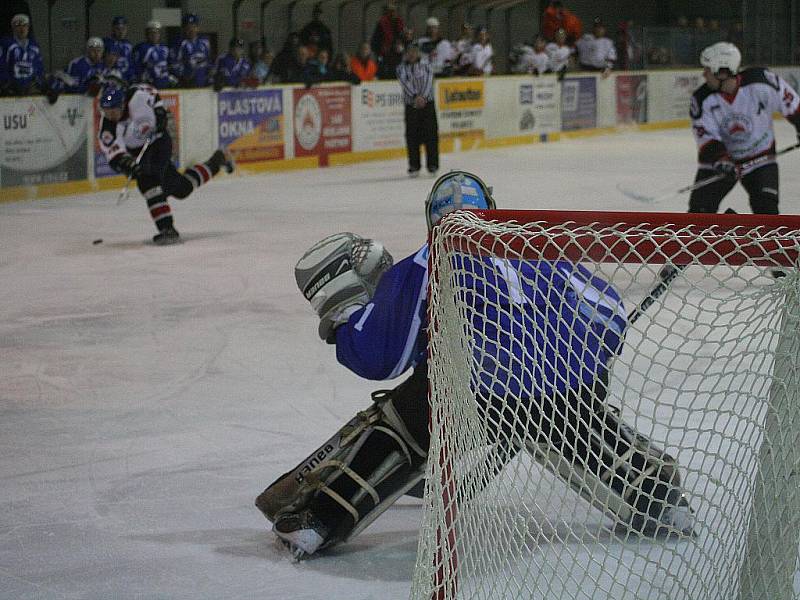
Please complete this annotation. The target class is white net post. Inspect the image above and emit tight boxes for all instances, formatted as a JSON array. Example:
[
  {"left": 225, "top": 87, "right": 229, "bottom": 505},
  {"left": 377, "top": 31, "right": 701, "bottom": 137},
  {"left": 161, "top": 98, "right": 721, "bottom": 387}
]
[{"left": 411, "top": 210, "right": 800, "bottom": 600}]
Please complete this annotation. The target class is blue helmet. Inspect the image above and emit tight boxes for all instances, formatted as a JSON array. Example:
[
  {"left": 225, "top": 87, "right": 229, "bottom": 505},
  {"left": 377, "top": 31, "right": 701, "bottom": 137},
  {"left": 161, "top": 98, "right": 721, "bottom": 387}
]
[
  {"left": 111, "top": 16, "right": 127, "bottom": 26},
  {"left": 425, "top": 171, "right": 496, "bottom": 230},
  {"left": 99, "top": 85, "right": 125, "bottom": 110},
  {"left": 182, "top": 13, "right": 200, "bottom": 26}
]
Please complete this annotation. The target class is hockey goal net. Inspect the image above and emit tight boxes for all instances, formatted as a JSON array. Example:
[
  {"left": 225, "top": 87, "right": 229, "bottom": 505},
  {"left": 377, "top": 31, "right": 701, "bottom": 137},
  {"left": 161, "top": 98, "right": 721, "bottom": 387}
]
[{"left": 411, "top": 210, "right": 800, "bottom": 600}]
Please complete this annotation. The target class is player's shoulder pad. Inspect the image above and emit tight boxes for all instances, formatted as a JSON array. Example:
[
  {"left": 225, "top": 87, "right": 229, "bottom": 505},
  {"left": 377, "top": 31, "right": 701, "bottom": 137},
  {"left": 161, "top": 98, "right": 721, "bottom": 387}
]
[
  {"left": 739, "top": 66, "right": 780, "bottom": 91},
  {"left": 690, "top": 83, "right": 713, "bottom": 119}
]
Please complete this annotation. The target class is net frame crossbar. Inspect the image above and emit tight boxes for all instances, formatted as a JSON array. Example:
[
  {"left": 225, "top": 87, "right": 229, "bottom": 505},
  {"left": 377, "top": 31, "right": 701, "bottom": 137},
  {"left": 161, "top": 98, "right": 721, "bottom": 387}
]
[{"left": 417, "top": 209, "right": 800, "bottom": 600}]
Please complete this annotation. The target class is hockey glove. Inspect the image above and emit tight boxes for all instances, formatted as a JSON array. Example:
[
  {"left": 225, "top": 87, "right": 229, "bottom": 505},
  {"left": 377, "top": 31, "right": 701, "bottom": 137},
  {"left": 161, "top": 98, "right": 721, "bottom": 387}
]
[
  {"left": 712, "top": 158, "right": 737, "bottom": 178},
  {"left": 295, "top": 233, "right": 394, "bottom": 341},
  {"left": 112, "top": 153, "right": 142, "bottom": 179}
]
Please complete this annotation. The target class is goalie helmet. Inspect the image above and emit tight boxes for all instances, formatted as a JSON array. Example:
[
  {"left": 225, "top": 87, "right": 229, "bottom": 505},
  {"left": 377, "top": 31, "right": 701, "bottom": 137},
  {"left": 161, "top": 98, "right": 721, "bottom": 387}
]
[
  {"left": 425, "top": 171, "right": 496, "bottom": 230},
  {"left": 700, "top": 42, "right": 741, "bottom": 75}
]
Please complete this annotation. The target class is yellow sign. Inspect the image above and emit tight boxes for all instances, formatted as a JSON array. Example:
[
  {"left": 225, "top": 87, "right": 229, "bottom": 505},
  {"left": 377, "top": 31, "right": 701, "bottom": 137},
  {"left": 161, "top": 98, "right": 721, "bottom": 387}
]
[{"left": 438, "top": 80, "right": 485, "bottom": 110}]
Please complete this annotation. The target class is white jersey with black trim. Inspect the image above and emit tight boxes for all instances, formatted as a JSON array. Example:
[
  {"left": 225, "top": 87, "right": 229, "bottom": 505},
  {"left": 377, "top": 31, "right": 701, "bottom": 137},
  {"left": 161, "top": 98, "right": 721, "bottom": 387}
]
[
  {"left": 691, "top": 67, "right": 800, "bottom": 174},
  {"left": 98, "top": 84, "right": 165, "bottom": 163}
]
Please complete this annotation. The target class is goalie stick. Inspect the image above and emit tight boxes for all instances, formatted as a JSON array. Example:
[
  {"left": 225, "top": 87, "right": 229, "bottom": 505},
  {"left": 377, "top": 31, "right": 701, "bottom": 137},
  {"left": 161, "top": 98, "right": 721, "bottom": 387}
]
[{"left": 618, "top": 143, "right": 800, "bottom": 204}]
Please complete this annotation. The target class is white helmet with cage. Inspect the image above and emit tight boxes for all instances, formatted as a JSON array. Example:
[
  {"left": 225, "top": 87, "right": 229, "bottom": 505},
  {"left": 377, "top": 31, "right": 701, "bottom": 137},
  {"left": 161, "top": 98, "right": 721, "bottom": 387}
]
[{"left": 700, "top": 42, "right": 741, "bottom": 75}]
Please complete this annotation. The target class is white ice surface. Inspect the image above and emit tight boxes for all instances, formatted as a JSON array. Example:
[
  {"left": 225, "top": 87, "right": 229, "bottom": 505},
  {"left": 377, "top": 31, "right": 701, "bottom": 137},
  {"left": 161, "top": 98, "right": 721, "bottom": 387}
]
[{"left": 1, "top": 123, "right": 799, "bottom": 600}]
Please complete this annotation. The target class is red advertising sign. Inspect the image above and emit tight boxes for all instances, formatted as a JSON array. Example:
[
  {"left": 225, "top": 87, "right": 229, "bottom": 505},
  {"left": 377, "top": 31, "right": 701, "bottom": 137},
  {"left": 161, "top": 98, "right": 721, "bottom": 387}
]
[
  {"left": 293, "top": 86, "right": 351, "bottom": 165},
  {"left": 616, "top": 74, "right": 648, "bottom": 124}
]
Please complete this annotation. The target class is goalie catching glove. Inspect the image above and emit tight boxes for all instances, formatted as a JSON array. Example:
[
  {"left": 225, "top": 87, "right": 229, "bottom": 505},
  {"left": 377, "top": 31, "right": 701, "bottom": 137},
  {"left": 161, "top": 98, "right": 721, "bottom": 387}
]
[{"left": 296, "top": 233, "right": 394, "bottom": 341}]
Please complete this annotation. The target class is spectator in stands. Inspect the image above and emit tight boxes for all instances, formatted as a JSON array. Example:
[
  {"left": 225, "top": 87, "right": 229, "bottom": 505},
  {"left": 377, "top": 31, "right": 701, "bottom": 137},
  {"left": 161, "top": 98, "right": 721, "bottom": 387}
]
[
  {"left": 542, "top": 1, "right": 583, "bottom": 45},
  {"left": 418, "top": 17, "right": 455, "bottom": 77},
  {"left": 456, "top": 25, "right": 493, "bottom": 76},
  {"left": 300, "top": 3, "right": 333, "bottom": 58},
  {"left": 304, "top": 47, "right": 331, "bottom": 85},
  {"left": 214, "top": 38, "right": 251, "bottom": 91},
  {"left": 454, "top": 23, "right": 474, "bottom": 67},
  {"left": 0, "top": 13, "right": 44, "bottom": 96},
  {"left": 727, "top": 22, "right": 744, "bottom": 47},
  {"left": 172, "top": 13, "right": 212, "bottom": 87},
  {"left": 331, "top": 52, "right": 360, "bottom": 84},
  {"left": 103, "top": 16, "right": 134, "bottom": 83},
  {"left": 133, "top": 21, "right": 177, "bottom": 88},
  {"left": 282, "top": 45, "right": 311, "bottom": 85},
  {"left": 616, "top": 19, "right": 641, "bottom": 70},
  {"left": 63, "top": 37, "right": 105, "bottom": 94},
  {"left": 509, "top": 42, "right": 535, "bottom": 74},
  {"left": 673, "top": 15, "right": 693, "bottom": 65},
  {"left": 271, "top": 32, "right": 301, "bottom": 83},
  {"left": 546, "top": 28, "right": 574, "bottom": 79},
  {"left": 249, "top": 41, "right": 273, "bottom": 84},
  {"left": 0, "top": 1, "right": 31, "bottom": 40},
  {"left": 371, "top": 2, "right": 406, "bottom": 79},
  {"left": 576, "top": 19, "right": 616, "bottom": 76},
  {"left": 350, "top": 42, "right": 378, "bottom": 81},
  {"left": 693, "top": 17, "right": 707, "bottom": 33}
]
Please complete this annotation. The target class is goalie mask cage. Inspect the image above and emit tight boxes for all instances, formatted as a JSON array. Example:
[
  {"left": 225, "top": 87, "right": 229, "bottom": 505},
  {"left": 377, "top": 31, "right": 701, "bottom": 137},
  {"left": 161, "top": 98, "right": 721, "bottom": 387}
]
[{"left": 411, "top": 210, "right": 800, "bottom": 600}]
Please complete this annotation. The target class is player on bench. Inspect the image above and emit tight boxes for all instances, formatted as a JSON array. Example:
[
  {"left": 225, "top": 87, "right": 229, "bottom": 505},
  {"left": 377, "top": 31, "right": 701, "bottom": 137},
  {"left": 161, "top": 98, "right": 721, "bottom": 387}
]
[{"left": 255, "top": 171, "right": 696, "bottom": 558}]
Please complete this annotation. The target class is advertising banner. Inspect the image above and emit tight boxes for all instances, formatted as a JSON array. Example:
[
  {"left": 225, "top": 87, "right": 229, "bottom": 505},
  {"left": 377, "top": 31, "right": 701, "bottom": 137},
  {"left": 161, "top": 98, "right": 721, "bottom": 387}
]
[
  {"left": 485, "top": 76, "right": 560, "bottom": 139},
  {"left": 0, "top": 96, "right": 88, "bottom": 187},
  {"left": 647, "top": 72, "right": 701, "bottom": 122},
  {"left": 616, "top": 74, "right": 648, "bottom": 124},
  {"left": 218, "top": 88, "right": 284, "bottom": 162},
  {"left": 436, "top": 79, "right": 486, "bottom": 137},
  {"left": 293, "top": 85, "right": 352, "bottom": 165},
  {"left": 561, "top": 76, "right": 596, "bottom": 131},
  {"left": 351, "top": 82, "right": 405, "bottom": 152},
  {"left": 93, "top": 91, "right": 180, "bottom": 178}
]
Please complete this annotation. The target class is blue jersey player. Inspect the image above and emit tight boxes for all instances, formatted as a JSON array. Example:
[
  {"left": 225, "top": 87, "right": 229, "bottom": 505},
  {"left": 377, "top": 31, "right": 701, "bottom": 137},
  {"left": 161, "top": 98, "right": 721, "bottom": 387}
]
[
  {"left": 255, "top": 172, "right": 696, "bottom": 558},
  {"left": 171, "top": 13, "right": 211, "bottom": 87},
  {"left": 103, "top": 16, "right": 134, "bottom": 82},
  {"left": 132, "top": 21, "right": 176, "bottom": 88},
  {"left": 62, "top": 37, "right": 104, "bottom": 94}
]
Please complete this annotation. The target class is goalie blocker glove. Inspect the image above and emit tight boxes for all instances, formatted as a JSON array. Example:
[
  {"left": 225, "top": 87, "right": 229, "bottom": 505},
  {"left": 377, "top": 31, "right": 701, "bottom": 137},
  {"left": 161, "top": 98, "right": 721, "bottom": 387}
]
[{"left": 296, "top": 233, "right": 394, "bottom": 341}]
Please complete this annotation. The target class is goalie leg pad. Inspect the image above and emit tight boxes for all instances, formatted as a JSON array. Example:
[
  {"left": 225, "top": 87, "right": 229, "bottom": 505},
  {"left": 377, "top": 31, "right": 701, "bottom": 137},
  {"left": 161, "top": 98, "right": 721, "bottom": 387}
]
[
  {"left": 482, "top": 374, "right": 695, "bottom": 537},
  {"left": 258, "top": 366, "right": 430, "bottom": 556}
]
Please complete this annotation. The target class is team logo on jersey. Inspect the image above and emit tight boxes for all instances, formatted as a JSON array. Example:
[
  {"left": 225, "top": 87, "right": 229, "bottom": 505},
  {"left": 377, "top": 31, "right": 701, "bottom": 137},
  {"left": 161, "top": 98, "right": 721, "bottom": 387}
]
[
  {"left": 721, "top": 112, "right": 752, "bottom": 140},
  {"left": 294, "top": 93, "right": 322, "bottom": 151}
]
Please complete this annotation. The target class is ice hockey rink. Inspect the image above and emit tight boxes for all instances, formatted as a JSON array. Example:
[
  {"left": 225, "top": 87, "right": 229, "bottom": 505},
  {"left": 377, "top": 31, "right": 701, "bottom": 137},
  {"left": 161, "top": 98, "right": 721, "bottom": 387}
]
[{"left": 2, "top": 123, "right": 799, "bottom": 600}]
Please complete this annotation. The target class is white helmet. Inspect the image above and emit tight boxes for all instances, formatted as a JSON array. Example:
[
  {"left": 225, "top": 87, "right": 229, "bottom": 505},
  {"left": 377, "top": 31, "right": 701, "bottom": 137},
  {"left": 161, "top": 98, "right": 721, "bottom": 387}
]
[
  {"left": 146, "top": 20, "right": 162, "bottom": 31},
  {"left": 86, "top": 36, "right": 104, "bottom": 49},
  {"left": 700, "top": 42, "right": 741, "bottom": 75}
]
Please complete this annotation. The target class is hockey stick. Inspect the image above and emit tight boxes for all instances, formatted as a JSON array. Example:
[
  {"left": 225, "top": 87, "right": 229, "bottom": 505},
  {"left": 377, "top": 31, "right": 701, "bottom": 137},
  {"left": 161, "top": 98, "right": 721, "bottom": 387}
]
[
  {"left": 116, "top": 137, "right": 153, "bottom": 206},
  {"left": 618, "top": 143, "right": 800, "bottom": 205}
]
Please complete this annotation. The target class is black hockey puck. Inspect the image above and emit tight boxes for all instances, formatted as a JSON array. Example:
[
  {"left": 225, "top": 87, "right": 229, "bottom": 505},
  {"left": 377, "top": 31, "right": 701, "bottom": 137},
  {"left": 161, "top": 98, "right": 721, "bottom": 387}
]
[{"left": 92, "top": 238, "right": 103, "bottom": 245}]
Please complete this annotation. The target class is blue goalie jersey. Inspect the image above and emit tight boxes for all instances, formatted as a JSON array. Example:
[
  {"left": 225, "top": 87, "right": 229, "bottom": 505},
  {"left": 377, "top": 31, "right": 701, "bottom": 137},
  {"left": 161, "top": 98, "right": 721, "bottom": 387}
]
[{"left": 335, "top": 245, "right": 627, "bottom": 399}]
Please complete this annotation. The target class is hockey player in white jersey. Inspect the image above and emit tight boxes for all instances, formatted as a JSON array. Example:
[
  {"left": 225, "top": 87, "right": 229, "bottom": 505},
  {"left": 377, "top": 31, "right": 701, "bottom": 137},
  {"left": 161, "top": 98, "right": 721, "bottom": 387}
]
[
  {"left": 97, "top": 82, "right": 233, "bottom": 244},
  {"left": 255, "top": 172, "right": 695, "bottom": 559},
  {"left": 689, "top": 42, "right": 800, "bottom": 216}
]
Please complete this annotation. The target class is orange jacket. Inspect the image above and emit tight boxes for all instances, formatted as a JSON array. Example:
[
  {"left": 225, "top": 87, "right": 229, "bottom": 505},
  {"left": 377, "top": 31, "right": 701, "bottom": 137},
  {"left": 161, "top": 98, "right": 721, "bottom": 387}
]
[
  {"left": 542, "top": 6, "right": 583, "bottom": 44},
  {"left": 351, "top": 56, "right": 378, "bottom": 81}
]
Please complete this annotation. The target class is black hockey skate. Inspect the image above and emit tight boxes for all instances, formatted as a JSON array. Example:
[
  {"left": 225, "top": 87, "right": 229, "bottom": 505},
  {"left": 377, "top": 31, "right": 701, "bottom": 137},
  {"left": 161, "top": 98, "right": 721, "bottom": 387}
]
[
  {"left": 153, "top": 227, "right": 181, "bottom": 245},
  {"left": 212, "top": 148, "right": 235, "bottom": 174}
]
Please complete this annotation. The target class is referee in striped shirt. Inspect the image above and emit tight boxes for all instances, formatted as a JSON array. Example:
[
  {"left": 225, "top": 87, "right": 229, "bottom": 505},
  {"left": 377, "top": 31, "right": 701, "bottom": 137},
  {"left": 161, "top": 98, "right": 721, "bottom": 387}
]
[{"left": 397, "top": 43, "right": 439, "bottom": 176}]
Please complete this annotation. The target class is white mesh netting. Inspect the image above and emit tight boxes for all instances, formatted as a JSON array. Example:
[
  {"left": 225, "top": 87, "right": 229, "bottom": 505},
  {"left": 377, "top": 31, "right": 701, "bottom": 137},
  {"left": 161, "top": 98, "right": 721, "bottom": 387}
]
[{"left": 410, "top": 211, "right": 800, "bottom": 600}]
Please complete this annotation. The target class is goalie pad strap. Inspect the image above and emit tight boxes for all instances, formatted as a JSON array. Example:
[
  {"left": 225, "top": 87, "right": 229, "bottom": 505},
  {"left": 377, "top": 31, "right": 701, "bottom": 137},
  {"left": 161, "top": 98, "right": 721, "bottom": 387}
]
[
  {"left": 316, "top": 459, "right": 380, "bottom": 506},
  {"left": 319, "top": 485, "right": 361, "bottom": 524}
]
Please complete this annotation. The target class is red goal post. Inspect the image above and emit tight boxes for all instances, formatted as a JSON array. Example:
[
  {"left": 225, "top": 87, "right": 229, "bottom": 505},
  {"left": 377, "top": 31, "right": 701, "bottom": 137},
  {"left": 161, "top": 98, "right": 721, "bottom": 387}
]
[{"left": 436, "top": 209, "right": 800, "bottom": 267}]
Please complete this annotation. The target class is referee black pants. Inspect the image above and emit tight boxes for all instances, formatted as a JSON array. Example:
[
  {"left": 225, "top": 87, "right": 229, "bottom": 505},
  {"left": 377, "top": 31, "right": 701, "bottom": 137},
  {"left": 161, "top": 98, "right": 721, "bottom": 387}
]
[{"left": 404, "top": 102, "right": 439, "bottom": 173}]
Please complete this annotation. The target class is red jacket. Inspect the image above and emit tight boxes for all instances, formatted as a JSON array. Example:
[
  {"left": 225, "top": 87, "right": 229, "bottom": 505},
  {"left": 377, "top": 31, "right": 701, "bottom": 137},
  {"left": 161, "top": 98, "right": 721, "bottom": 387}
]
[
  {"left": 542, "top": 6, "right": 583, "bottom": 44},
  {"left": 351, "top": 56, "right": 378, "bottom": 81}
]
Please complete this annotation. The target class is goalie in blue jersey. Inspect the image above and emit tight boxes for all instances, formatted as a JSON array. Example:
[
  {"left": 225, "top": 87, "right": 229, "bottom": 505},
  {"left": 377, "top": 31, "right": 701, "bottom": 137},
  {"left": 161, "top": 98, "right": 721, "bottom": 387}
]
[{"left": 256, "top": 172, "right": 695, "bottom": 558}]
